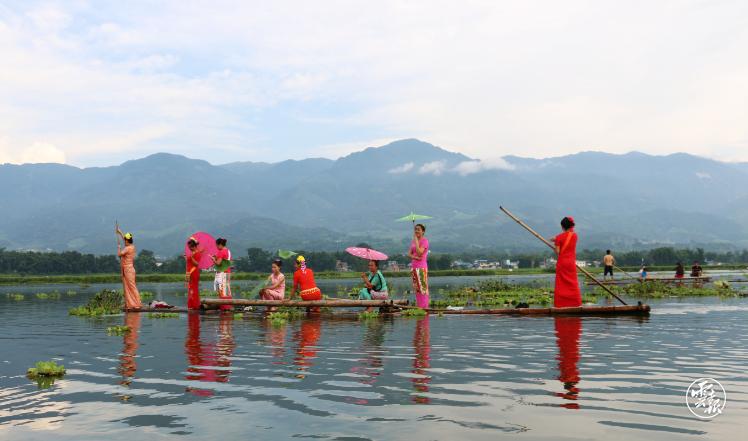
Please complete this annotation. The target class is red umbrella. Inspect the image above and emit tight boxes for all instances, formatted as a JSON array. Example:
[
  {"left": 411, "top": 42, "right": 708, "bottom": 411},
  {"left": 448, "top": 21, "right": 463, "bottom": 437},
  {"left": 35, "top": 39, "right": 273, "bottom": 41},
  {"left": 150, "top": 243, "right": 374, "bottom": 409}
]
[
  {"left": 345, "top": 247, "right": 388, "bottom": 261},
  {"left": 185, "top": 232, "right": 218, "bottom": 269}
]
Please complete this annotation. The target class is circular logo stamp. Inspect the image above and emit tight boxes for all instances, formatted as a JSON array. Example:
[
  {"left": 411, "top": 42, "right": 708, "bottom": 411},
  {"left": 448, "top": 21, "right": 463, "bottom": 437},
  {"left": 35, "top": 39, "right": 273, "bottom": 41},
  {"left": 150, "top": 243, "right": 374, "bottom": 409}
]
[{"left": 686, "top": 378, "right": 726, "bottom": 419}]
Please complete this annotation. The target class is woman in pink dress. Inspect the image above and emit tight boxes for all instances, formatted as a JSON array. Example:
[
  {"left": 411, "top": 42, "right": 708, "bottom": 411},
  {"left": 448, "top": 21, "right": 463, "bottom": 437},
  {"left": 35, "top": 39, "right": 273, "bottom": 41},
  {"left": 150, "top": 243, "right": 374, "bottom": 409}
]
[
  {"left": 116, "top": 227, "right": 141, "bottom": 310},
  {"left": 260, "top": 259, "right": 286, "bottom": 312},
  {"left": 409, "top": 223, "right": 430, "bottom": 308}
]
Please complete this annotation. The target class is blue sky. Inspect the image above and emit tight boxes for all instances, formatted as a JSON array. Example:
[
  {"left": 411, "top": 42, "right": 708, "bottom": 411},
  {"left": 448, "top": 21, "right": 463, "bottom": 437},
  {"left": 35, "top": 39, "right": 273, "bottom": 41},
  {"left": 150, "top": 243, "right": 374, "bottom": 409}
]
[{"left": 0, "top": 1, "right": 747, "bottom": 166}]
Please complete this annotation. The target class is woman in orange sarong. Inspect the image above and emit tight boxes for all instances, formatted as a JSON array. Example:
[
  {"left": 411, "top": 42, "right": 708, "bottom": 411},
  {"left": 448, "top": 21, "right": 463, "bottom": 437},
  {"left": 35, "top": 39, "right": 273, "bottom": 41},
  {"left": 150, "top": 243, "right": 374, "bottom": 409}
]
[
  {"left": 186, "top": 237, "right": 203, "bottom": 310},
  {"left": 116, "top": 228, "right": 141, "bottom": 310},
  {"left": 553, "top": 216, "right": 582, "bottom": 308}
]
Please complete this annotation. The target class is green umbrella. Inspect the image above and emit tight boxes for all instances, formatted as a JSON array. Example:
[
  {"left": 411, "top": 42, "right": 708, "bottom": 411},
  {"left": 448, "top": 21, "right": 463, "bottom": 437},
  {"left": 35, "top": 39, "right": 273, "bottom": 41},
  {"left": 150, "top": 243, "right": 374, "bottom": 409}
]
[
  {"left": 396, "top": 212, "right": 433, "bottom": 223},
  {"left": 277, "top": 249, "right": 298, "bottom": 259}
]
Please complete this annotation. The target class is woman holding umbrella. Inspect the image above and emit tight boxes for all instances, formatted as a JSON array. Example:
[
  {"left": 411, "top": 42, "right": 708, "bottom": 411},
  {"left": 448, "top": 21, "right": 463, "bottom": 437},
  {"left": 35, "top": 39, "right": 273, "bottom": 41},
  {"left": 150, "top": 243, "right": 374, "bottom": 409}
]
[
  {"left": 358, "top": 260, "right": 389, "bottom": 301},
  {"left": 185, "top": 237, "right": 203, "bottom": 310},
  {"left": 553, "top": 217, "right": 581, "bottom": 308},
  {"left": 409, "top": 223, "right": 430, "bottom": 308}
]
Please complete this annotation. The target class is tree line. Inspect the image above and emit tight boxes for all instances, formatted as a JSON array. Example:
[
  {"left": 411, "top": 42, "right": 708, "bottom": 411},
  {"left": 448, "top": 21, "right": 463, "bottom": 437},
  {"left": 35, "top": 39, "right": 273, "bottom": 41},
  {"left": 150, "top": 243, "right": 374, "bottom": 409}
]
[{"left": 0, "top": 246, "right": 746, "bottom": 275}]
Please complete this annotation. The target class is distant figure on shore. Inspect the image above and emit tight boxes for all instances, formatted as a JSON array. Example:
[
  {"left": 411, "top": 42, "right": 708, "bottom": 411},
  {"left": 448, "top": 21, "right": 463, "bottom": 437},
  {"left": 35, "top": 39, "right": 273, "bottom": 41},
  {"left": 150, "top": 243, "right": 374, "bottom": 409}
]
[
  {"left": 691, "top": 261, "right": 703, "bottom": 277},
  {"left": 553, "top": 217, "right": 581, "bottom": 308},
  {"left": 359, "top": 260, "right": 389, "bottom": 312},
  {"left": 675, "top": 262, "right": 685, "bottom": 279},
  {"left": 260, "top": 259, "right": 286, "bottom": 311},
  {"left": 409, "top": 223, "right": 430, "bottom": 308},
  {"left": 602, "top": 250, "right": 615, "bottom": 280},
  {"left": 185, "top": 237, "right": 202, "bottom": 310},
  {"left": 639, "top": 266, "right": 648, "bottom": 280},
  {"left": 116, "top": 226, "right": 141, "bottom": 310},
  {"left": 292, "top": 255, "right": 322, "bottom": 313},
  {"left": 212, "top": 237, "right": 232, "bottom": 311}
]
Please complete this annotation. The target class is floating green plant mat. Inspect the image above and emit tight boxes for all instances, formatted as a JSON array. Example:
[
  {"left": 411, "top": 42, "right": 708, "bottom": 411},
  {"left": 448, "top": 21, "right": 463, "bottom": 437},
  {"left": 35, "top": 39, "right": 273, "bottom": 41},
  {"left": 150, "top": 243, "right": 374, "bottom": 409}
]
[
  {"left": 69, "top": 289, "right": 123, "bottom": 316},
  {"left": 401, "top": 308, "right": 427, "bottom": 317},
  {"left": 358, "top": 310, "right": 380, "bottom": 320},
  {"left": 106, "top": 325, "right": 131, "bottom": 335},
  {"left": 27, "top": 361, "right": 66, "bottom": 389}
]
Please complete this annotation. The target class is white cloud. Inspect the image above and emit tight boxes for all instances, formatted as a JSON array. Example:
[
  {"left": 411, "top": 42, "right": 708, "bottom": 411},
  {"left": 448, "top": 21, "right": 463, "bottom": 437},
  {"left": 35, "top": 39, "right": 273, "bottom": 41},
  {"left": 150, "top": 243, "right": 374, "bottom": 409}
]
[
  {"left": 0, "top": 1, "right": 747, "bottom": 165},
  {"left": 0, "top": 139, "right": 67, "bottom": 164},
  {"left": 418, "top": 160, "right": 447, "bottom": 175},
  {"left": 454, "top": 158, "right": 515, "bottom": 175},
  {"left": 388, "top": 162, "right": 414, "bottom": 174}
]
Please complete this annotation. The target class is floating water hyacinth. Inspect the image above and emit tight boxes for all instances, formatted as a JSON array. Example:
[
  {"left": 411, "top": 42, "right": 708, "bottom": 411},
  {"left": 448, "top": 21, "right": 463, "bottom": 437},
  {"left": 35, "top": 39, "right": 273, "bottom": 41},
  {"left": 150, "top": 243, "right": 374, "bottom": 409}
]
[
  {"left": 268, "top": 311, "right": 289, "bottom": 326},
  {"left": 106, "top": 325, "right": 131, "bottom": 335},
  {"left": 358, "top": 310, "right": 380, "bottom": 320},
  {"left": 148, "top": 312, "right": 179, "bottom": 319},
  {"left": 27, "top": 361, "right": 66, "bottom": 389},
  {"left": 401, "top": 308, "right": 427, "bottom": 317},
  {"left": 69, "top": 289, "right": 123, "bottom": 316}
]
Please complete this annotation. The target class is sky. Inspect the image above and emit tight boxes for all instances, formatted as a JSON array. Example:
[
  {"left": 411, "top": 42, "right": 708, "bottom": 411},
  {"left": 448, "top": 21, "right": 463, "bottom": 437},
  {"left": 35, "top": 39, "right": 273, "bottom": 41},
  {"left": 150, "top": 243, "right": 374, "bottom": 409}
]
[{"left": 0, "top": 0, "right": 747, "bottom": 167}]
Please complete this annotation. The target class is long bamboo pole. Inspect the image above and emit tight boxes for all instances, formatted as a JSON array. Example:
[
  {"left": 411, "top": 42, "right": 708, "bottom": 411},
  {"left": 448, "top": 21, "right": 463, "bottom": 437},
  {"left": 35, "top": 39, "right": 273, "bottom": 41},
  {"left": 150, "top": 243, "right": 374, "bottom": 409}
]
[
  {"left": 613, "top": 264, "right": 641, "bottom": 282},
  {"left": 499, "top": 206, "right": 627, "bottom": 306},
  {"left": 202, "top": 298, "right": 409, "bottom": 307}
]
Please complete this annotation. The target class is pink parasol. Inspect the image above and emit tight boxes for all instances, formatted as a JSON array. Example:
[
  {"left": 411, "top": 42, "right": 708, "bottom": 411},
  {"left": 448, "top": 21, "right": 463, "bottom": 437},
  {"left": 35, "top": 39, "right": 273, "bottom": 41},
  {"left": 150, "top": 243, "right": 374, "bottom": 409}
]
[
  {"left": 185, "top": 231, "right": 218, "bottom": 269},
  {"left": 345, "top": 247, "right": 388, "bottom": 261}
]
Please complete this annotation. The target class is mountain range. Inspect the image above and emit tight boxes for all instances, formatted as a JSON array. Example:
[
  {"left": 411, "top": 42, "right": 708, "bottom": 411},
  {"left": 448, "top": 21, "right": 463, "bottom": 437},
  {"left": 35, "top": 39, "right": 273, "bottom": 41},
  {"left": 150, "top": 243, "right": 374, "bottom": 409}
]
[{"left": 2, "top": 139, "right": 748, "bottom": 256}]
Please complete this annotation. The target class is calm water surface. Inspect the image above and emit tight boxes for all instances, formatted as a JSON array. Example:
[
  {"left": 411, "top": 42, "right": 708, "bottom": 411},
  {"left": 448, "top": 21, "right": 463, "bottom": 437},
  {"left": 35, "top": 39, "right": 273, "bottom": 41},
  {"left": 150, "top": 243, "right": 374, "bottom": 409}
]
[{"left": 1, "top": 280, "right": 747, "bottom": 440}]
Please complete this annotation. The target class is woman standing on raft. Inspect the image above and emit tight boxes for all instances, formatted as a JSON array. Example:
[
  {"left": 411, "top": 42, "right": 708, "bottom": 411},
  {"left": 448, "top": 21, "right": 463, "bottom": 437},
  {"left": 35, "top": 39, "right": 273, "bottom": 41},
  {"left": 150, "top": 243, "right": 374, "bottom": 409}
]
[
  {"left": 212, "top": 237, "right": 233, "bottom": 311},
  {"left": 553, "top": 217, "right": 582, "bottom": 308},
  {"left": 185, "top": 237, "right": 203, "bottom": 310},
  {"left": 116, "top": 227, "right": 142, "bottom": 310},
  {"left": 409, "top": 223, "right": 430, "bottom": 308}
]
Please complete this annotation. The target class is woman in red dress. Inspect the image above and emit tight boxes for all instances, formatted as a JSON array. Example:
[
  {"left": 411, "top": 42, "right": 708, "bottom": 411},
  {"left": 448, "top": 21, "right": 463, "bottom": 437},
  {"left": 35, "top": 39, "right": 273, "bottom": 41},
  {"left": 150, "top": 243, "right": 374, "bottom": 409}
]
[
  {"left": 186, "top": 237, "right": 203, "bottom": 310},
  {"left": 292, "top": 255, "right": 322, "bottom": 313},
  {"left": 553, "top": 216, "right": 582, "bottom": 308}
]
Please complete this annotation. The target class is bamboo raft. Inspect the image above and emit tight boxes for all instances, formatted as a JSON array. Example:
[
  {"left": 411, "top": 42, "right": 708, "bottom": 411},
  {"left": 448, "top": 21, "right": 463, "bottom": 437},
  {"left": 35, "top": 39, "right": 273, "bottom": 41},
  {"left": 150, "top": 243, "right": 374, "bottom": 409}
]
[
  {"left": 585, "top": 276, "right": 711, "bottom": 286},
  {"left": 202, "top": 298, "right": 410, "bottom": 309},
  {"left": 425, "top": 303, "right": 650, "bottom": 316}
]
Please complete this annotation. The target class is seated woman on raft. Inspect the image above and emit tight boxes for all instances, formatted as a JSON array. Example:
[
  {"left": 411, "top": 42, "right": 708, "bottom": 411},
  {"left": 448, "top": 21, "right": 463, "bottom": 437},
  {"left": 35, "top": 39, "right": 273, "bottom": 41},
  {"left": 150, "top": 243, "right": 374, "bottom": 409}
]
[
  {"left": 358, "top": 259, "right": 388, "bottom": 312},
  {"left": 553, "top": 216, "right": 582, "bottom": 308},
  {"left": 260, "top": 259, "right": 286, "bottom": 312},
  {"left": 292, "top": 255, "right": 322, "bottom": 312}
]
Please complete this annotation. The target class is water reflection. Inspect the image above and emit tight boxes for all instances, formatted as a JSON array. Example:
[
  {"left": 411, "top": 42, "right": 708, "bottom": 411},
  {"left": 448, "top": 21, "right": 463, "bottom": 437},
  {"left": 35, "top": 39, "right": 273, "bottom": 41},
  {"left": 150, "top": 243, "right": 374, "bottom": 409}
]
[
  {"left": 412, "top": 316, "right": 431, "bottom": 404},
  {"left": 293, "top": 317, "right": 322, "bottom": 378},
  {"left": 118, "top": 313, "right": 141, "bottom": 387},
  {"left": 184, "top": 313, "right": 236, "bottom": 396},
  {"left": 554, "top": 317, "right": 582, "bottom": 409}
]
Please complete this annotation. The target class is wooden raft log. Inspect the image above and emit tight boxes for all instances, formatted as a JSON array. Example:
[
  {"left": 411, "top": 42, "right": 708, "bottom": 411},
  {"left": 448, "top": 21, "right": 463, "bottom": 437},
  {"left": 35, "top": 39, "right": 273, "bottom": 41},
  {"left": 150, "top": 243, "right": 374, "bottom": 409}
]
[
  {"left": 419, "top": 303, "right": 650, "bottom": 316},
  {"left": 202, "top": 298, "right": 409, "bottom": 308}
]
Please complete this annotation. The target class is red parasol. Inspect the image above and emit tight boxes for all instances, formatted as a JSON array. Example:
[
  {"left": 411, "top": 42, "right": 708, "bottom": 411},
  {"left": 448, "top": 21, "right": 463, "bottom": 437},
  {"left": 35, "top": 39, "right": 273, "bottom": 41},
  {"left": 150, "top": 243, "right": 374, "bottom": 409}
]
[
  {"left": 345, "top": 247, "right": 388, "bottom": 261},
  {"left": 185, "top": 231, "right": 218, "bottom": 269}
]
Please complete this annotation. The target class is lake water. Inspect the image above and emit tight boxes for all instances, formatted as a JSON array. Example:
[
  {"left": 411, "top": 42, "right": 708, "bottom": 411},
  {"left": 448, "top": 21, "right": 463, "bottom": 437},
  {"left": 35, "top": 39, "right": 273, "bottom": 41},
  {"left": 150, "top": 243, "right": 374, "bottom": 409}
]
[{"left": 1, "top": 278, "right": 747, "bottom": 440}]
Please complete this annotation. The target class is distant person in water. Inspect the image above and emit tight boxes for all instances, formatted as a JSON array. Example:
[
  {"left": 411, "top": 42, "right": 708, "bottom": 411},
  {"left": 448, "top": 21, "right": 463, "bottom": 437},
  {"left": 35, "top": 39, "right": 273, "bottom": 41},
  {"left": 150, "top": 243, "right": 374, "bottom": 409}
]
[
  {"left": 691, "top": 261, "right": 703, "bottom": 277},
  {"left": 212, "top": 237, "right": 232, "bottom": 311},
  {"left": 292, "top": 255, "right": 322, "bottom": 312},
  {"left": 602, "top": 250, "right": 615, "bottom": 280},
  {"left": 553, "top": 217, "right": 581, "bottom": 308},
  {"left": 261, "top": 259, "right": 286, "bottom": 312},
  {"left": 639, "top": 266, "right": 648, "bottom": 280},
  {"left": 116, "top": 226, "right": 141, "bottom": 310},
  {"left": 409, "top": 223, "right": 430, "bottom": 308},
  {"left": 359, "top": 260, "right": 389, "bottom": 312},
  {"left": 675, "top": 262, "right": 685, "bottom": 279},
  {"left": 185, "top": 237, "right": 202, "bottom": 310}
]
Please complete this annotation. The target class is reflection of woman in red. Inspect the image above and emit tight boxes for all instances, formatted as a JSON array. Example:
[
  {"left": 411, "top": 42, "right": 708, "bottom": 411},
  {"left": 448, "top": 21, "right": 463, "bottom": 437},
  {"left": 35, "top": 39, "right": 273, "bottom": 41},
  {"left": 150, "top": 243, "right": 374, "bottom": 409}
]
[
  {"left": 554, "top": 316, "right": 582, "bottom": 409},
  {"left": 119, "top": 313, "right": 141, "bottom": 386},
  {"left": 293, "top": 318, "right": 322, "bottom": 378},
  {"left": 553, "top": 217, "right": 582, "bottom": 308},
  {"left": 411, "top": 316, "right": 431, "bottom": 404},
  {"left": 184, "top": 313, "right": 236, "bottom": 396}
]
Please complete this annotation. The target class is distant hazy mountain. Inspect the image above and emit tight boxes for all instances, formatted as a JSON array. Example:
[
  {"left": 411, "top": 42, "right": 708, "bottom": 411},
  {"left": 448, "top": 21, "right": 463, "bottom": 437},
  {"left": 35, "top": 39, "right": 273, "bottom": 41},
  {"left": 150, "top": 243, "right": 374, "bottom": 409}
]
[{"left": 2, "top": 139, "right": 747, "bottom": 256}]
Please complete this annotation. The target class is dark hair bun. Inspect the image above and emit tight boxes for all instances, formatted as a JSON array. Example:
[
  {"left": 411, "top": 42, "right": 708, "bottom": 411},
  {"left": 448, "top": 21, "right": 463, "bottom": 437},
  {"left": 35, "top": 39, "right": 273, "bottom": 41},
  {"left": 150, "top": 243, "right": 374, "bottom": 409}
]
[
  {"left": 272, "top": 259, "right": 282, "bottom": 268},
  {"left": 560, "top": 217, "right": 575, "bottom": 230}
]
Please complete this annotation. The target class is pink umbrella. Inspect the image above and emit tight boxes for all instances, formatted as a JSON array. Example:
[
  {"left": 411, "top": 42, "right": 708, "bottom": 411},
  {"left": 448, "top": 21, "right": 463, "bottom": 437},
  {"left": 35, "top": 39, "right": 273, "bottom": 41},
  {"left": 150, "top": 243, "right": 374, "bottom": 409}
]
[
  {"left": 346, "top": 247, "right": 388, "bottom": 261},
  {"left": 185, "top": 232, "right": 218, "bottom": 269}
]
